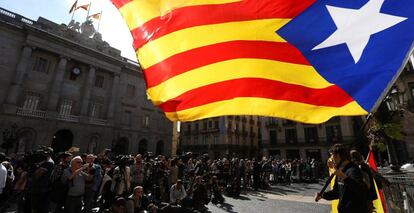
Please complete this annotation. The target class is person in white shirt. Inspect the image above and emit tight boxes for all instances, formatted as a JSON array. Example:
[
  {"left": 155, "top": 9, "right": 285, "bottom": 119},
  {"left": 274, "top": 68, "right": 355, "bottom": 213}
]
[
  {"left": 170, "top": 179, "right": 187, "bottom": 205},
  {"left": 0, "top": 153, "right": 8, "bottom": 205}
]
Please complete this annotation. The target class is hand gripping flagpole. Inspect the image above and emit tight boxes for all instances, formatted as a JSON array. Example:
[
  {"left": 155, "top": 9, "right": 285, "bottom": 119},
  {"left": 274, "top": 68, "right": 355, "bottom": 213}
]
[{"left": 315, "top": 161, "right": 343, "bottom": 202}]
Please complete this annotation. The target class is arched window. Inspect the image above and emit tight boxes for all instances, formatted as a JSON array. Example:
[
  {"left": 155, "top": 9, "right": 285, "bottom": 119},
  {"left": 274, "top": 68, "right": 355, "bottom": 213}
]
[
  {"left": 138, "top": 139, "right": 148, "bottom": 154},
  {"left": 51, "top": 129, "right": 74, "bottom": 153},
  {"left": 156, "top": 140, "right": 164, "bottom": 155}
]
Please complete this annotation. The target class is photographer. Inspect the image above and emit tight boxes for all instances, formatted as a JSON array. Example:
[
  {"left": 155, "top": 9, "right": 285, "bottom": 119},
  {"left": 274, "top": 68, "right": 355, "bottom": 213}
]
[
  {"left": 61, "top": 156, "right": 93, "bottom": 213},
  {"left": 83, "top": 154, "right": 102, "bottom": 213},
  {"left": 112, "top": 156, "right": 131, "bottom": 196},
  {"left": 29, "top": 149, "right": 54, "bottom": 213},
  {"left": 49, "top": 152, "right": 72, "bottom": 213}
]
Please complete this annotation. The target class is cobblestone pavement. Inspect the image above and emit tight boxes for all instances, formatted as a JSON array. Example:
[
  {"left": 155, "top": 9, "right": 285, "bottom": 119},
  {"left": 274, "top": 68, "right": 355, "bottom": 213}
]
[{"left": 206, "top": 183, "right": 331, "bottom": 213}]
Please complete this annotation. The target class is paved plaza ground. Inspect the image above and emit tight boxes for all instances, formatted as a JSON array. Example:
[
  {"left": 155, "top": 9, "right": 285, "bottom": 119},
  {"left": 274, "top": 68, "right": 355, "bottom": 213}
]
[{"left": 206, "top": 182, "right": 331, "bottom": 213}]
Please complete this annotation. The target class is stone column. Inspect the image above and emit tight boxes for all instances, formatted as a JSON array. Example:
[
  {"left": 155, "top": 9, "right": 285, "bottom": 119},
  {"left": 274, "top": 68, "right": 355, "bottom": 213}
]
[
  {"left": 47, "top": 57, "right": 68, "bottom": 111},
  {"left": 6, "top": 46, "right": 33, "bottom": 105},
  {"left": 107, "top": 74, "right": 120, "bottom": 120},
  {"left": 80, "top": 66, "right": 96, "bottom": 116}
]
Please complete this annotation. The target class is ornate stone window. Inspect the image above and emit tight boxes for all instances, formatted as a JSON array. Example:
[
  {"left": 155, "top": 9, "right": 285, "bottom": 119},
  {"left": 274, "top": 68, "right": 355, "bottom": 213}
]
[
  {"left": 32, "top": 56, "right": 49, "bottom": 73},
  {"left": 95, "top": 75, "right": 105, "bottom": 88}
]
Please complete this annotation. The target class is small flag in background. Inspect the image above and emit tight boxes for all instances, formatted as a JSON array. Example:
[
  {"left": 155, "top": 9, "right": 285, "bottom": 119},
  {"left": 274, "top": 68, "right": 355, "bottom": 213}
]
[
  {"left": 88, "top": 12, "right": 101, "bottom": 20},
  {"left": 69, "top": 0, "right": 78, "bottom": 13},
  {"left": 367, "top": 150, "right": 388, "bottom": 213},
  {"left": 111, "top": 0, "right": 414, "bottom": 123},
  {"left": 76, "top": 4, "right": 90, "bottom": 11}
]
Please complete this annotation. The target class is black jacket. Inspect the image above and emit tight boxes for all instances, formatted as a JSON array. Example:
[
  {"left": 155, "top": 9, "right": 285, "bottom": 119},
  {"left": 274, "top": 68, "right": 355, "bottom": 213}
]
[{"left": 322, "top": 162, "right": 369, "bottom": 213}]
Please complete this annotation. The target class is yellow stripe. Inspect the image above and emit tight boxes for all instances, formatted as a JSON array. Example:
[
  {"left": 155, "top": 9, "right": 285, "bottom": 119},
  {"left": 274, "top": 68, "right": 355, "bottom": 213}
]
[
  {"left": 163, "top": 98, "right": 368, "bottom": 123},
  {"left": 147, "top": 59, "right": 332, "bottom": 104},
  {"left": 138, "top": 19, "right": 290, "bottom": 68},
  {"left": 120, "top": 0, "right": 241, "bottom": 30},
  {"left": 372, "top": 180, "right": 385, "bottom": 213}
]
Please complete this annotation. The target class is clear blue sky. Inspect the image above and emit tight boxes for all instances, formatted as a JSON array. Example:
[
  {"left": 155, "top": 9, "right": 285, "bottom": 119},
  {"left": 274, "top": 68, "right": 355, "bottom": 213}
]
[{"left": 0, "top": 0, "right": 136, "bottom": 61}]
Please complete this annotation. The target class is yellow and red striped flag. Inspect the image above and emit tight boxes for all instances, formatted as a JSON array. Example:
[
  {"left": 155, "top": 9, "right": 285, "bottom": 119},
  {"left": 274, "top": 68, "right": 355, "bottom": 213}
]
[
  {"left": 110, "top": 0, "right": 414, "bottom": 123},
  {"left": 88, "top": 12, "right": 101, "bottom": 20},
  {"left": 367, "top": 149, "right": 387, "bottom": 213}
]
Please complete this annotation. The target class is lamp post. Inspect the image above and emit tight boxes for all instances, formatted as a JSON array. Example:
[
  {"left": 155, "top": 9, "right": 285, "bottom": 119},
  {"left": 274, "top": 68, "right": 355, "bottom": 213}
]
[
  {"left": 384, "top": 87, "right": 406, "bottom": 172},
  {"left": 1, "top": 123, "right": 18, "bottom": 155}
]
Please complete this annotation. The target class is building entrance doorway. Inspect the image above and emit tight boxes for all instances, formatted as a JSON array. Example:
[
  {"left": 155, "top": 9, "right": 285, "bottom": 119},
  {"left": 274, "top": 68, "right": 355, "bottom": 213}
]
[{"left": 51, "top": 129, "right": 73, "bottom": 153}]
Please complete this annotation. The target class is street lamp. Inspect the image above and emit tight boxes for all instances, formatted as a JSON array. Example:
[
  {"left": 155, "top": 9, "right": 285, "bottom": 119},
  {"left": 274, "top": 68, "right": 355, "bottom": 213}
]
[
  {"left": 385, "top": 87, "right": 405, "bottom": 116},
  {"left": 1, "top": 123, "right": 18, "bottom": 155},
  {"left": 383, "top": 87, "right": 406, "bottom": 172}
]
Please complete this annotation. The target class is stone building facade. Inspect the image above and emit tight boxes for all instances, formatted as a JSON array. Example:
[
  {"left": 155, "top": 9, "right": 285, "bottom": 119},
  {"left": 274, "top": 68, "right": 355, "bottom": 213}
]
[
  {"left": 179, "top": 116, "right": 261, "bottom": 159},
  {"left": 260, "top": 116, "right": 359, "bottom": 163},
  {"left": 0, "top": 8, "right": 172, "bottom": 155}
]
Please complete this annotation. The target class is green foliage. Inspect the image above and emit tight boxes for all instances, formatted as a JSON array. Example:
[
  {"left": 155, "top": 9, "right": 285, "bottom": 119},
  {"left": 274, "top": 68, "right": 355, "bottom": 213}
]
[
  {"left": 382, "top": 123, "right": 404, "bottom": 140},
  {"left": 377, "top": 141, "right": 387, "bottom": 152},
  {"left": 367, "top": 117, "right": 404, "bottom": 151}
]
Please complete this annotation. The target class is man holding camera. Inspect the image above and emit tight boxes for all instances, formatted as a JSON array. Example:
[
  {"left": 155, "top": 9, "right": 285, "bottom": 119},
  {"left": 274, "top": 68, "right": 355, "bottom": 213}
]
[
  {"left": 61, "top": 156, "right": 93, "bottom": 213},
  {"left": 83, "top": 154, "right": 102, "bottom": 213},
  {"left": 30, "top": 149, "right": 54, "bottom": 213}
]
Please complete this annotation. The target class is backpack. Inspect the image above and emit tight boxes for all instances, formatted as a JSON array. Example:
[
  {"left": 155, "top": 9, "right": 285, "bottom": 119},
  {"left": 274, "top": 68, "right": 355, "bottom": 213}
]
[{"left": 358, "top": 164, "right": 371, "bottom": 190}]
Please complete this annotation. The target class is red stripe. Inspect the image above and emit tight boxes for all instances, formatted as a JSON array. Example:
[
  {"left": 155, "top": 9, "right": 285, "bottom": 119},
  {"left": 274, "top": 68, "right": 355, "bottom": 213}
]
[
  {"left": 159, "top": 78, "right": 354, "bottom": 112},
  {"left": 111, "top": 0, "right": 131, "bottom": 9},
  {"left": 132, "top": 0, "right": 316, "bottom": 50},
  {"left": 144, "top": 41, "right": 311, "bottom": 88}
]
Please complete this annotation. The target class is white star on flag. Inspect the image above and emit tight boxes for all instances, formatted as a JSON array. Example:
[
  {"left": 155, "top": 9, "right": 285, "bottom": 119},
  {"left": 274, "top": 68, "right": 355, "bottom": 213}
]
[{"left": 313, "top": 0, "right": 407, "bottom": 63}]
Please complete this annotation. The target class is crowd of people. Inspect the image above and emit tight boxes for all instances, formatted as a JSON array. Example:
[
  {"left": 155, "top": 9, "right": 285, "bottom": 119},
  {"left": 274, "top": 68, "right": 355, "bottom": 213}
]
[{"left": 0, "top": 147, "right": 325, "bottom": 213}]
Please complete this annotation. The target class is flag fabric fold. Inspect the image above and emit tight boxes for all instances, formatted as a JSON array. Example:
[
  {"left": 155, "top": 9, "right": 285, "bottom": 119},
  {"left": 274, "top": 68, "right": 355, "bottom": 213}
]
[
  {"left": 76, "top": 4, "right": 90, "bottom": 11},
  {"left": 110, "top": 0, "right": 414, "bottom": 123}
]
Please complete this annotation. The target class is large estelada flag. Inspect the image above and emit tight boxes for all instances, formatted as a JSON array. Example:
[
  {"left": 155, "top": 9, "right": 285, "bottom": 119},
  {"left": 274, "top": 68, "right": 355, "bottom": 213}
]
[{"left": 111, "top": 0, "right": 414, "bottom": 123}]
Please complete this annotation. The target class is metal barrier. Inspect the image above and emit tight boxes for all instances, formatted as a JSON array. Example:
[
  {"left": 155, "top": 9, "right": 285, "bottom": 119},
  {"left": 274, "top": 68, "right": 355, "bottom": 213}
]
[{"left": 382, "top": 172, "right": 414, "bottom": 213}]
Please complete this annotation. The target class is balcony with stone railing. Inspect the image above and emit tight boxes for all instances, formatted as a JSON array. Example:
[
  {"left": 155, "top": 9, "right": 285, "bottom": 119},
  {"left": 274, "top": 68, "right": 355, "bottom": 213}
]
[
  {"left": 88, "top": 117, "right": 108, "bottom": 126},
  {"left": 15, "top": 108, "right": 108, "bottom": 125},
  {"left": 16, "top": 108, "right": 46, "bottom": 118}
]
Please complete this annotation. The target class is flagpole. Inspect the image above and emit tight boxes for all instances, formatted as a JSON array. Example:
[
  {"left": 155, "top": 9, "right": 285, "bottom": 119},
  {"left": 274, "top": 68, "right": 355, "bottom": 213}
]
[
  {"left": 86, "top": 1, "right": 92, "bottom": 21},
  {"left": 97, "top": 10, "right": 103, "bottom": 32},
  {"left": 71, "top": 9, "right": 75, "bottom": 22},
  {"left": 70, "top": 0, "right": 77, "bottom": 23}
]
